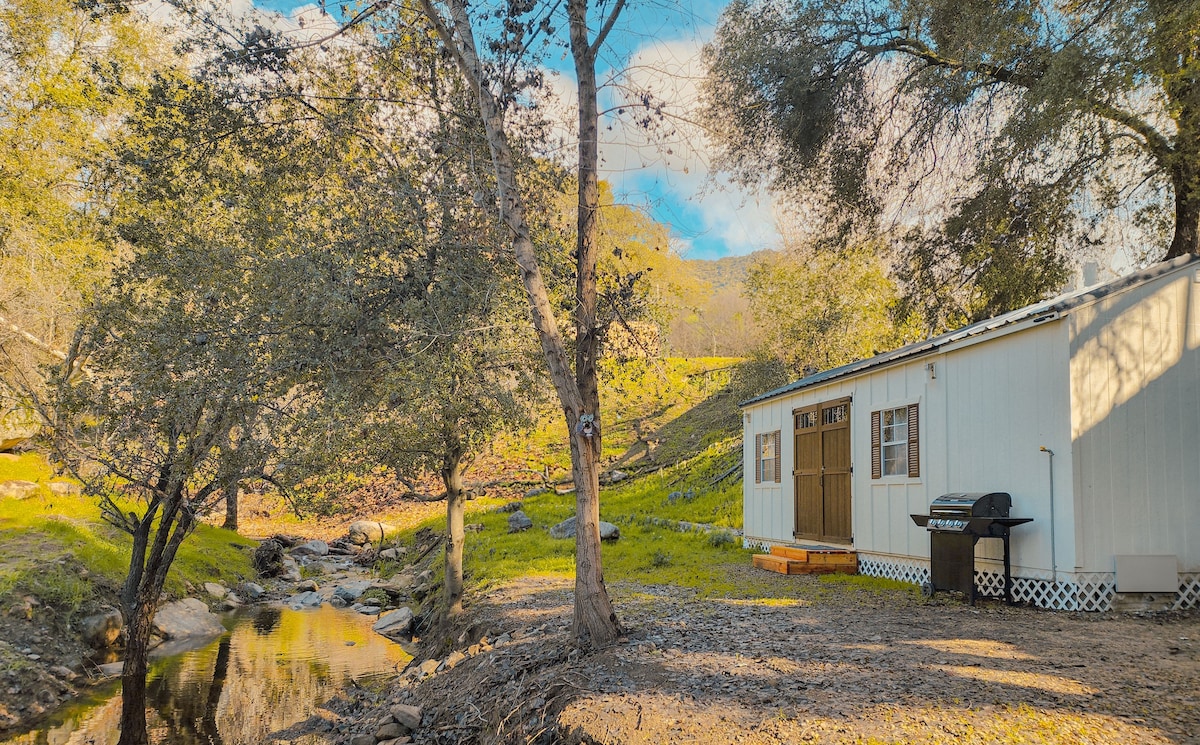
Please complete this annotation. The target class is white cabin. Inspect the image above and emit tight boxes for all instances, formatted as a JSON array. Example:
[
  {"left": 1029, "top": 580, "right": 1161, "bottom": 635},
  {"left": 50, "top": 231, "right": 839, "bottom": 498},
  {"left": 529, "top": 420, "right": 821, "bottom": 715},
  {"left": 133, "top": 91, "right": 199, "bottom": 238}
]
[{"left": 741, "top": 256, "right": 1200, "bottom": 611}]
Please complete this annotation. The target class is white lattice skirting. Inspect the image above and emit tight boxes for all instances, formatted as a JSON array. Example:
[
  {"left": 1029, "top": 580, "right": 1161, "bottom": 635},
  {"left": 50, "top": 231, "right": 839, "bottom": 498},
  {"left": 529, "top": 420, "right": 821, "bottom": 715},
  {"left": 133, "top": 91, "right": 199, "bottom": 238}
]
[{"left": 858, "top": 554, "right": 1200, "bottom": 612}]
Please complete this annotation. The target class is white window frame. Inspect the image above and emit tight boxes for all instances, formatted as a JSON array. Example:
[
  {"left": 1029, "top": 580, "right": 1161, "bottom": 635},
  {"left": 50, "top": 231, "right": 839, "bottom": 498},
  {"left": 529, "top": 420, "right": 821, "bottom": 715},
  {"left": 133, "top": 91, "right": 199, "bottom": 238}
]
[
  {"left": 880, "top": 406, "right": 909, "bottom": 477},
  {"left": 758, "top": 430, "right": 780, "bottom": 484}
]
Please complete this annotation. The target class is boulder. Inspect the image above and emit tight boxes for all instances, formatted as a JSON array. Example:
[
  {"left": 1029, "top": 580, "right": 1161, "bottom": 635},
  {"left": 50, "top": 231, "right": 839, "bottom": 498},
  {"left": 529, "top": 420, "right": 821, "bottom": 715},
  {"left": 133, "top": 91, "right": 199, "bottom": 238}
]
[
  {"left": 291, "top": 540, "right": 329, "bottom": 557},
  {"left": 372, "top": 607, "right": 414, "bottom": 639},
  {"left": 204, "top": 582, "right": 228, "bottom": 599},
  {"left": 0, "top": 437, "right": 27, "bottom": 452},
  {"left": 347, "top": 520, "right": 396, "bottom": 545},
  {"left": 379, "top": 547, "right": 406, "bottom": 561},
  {"left": 390, "top": 703, "right": 423, "bottom": 731},
  {"left": 79, "top": 608, "right": 123, "bottom": 650},
  {"left": 0, "top": 480, "right": 39, "bottom": 500},
  {"left": 293, "top": 579, "right": 319, "bottom": 592},
  {"left": 152, "top": 598, "right": 224, "bottom": 640},
  {"left": 48, "top": 481, "right": 81, "bottom": 496},
  {"left": 507, "top": 510, "right": 533, "bottom": 533},
  {"left": 376, "top": 723, "right": 407, "bottom": 740},
  {"left": 333, "top": 580, "right": 372, "bottom": 602},
  {"left": 355, "top": 604, "right": 382, "bottom": 615},
  {"left": 97, "top": 661, "right": 124, "bottom": 677},
  {"left": 287, "top": 591, "right": 323, "bottom": 609},
  {"left": 239, "top": 582, "right": 265, "bottom": 600},
  {"left": 602, "top": 470, "right": 629, "bottom": 484},
  {"left": 548, "top": 516, "right": 620, "bottom": 541},
  {"left": 0, "top": 406, "right": 38, "bottom": 452}
]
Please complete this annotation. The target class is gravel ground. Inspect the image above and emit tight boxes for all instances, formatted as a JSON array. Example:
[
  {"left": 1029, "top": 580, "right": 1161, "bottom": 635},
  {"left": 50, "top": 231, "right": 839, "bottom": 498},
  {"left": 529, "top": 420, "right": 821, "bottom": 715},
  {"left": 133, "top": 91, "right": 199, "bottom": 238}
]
[{"left": 321, "top": 568, "right": 1200, "bottom": 745}]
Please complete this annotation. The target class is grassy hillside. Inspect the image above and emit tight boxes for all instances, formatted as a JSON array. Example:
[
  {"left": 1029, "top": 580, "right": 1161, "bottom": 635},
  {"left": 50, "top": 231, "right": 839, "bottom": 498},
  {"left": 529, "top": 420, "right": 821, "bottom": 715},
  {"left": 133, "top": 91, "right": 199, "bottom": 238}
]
[
  {"left": 0, "top": 453, "right": 256, "bottom": 624},
  {"left": 390, "top": 356, "right": 799, "bottom": 599}
]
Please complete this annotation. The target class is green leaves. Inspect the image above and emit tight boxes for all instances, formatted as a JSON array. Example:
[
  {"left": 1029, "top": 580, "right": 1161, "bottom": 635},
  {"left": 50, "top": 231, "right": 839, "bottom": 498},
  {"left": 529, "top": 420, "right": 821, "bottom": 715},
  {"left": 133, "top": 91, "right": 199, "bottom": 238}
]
[{"left": 704, "top": 0, "right": 1200, "bottom": 319}]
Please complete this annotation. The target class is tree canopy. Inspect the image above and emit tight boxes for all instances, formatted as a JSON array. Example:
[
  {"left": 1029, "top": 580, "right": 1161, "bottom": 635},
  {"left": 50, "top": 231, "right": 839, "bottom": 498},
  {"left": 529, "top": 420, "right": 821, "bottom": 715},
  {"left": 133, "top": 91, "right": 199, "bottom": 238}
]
[{"left": 704, "top": 0, "right": 1200, "bottom": 328}]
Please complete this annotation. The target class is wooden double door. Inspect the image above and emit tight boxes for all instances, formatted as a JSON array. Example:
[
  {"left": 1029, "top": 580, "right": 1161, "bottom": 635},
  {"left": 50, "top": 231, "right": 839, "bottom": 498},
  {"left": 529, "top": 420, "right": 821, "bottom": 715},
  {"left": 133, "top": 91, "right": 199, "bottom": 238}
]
[{"left": 793, "top": 397, "right": 852, "bottom": 543}]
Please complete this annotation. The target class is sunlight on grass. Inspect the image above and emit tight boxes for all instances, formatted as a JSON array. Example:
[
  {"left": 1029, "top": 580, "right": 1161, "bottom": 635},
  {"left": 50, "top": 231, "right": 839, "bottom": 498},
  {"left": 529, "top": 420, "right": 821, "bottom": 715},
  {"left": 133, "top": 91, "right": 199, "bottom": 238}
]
[{"left": 1, "top": 454, "right": 256, "bottom": 620}]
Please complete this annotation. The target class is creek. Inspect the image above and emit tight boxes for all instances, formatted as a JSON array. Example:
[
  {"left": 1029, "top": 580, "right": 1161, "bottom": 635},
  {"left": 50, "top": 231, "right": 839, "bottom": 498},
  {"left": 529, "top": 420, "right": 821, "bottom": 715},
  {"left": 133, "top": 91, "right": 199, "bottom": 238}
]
[{"left": 2, "top": 604, "right": 412, "bottom": 745}]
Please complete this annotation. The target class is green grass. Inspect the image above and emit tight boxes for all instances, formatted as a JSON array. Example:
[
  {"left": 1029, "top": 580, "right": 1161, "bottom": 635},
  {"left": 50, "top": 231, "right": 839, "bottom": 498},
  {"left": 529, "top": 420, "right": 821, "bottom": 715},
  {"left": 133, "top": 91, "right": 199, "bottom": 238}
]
[{"left": 0, "top": 453, "right": 257, "bottom": 620}]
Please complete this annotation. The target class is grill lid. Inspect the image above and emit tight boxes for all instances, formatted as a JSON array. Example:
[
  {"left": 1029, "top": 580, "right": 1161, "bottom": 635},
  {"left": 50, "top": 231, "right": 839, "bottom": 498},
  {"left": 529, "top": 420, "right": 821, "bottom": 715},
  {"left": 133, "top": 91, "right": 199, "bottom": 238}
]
[{"left": 928, "top": 492, "right": 1012, "bottom": 518}]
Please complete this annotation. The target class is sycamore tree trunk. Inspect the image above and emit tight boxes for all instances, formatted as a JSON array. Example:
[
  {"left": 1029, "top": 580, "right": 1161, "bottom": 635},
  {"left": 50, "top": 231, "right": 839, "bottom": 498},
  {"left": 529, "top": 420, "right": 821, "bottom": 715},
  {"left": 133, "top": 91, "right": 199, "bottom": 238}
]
[
  {"left": 566, "top": 0, "right": 624, "bottom": 644},
  {"left": 442, "top": 439, "right": 467, "bottom": 617},
  {"left": 419, "top": 0, "right": 622, "bottom": 646}
]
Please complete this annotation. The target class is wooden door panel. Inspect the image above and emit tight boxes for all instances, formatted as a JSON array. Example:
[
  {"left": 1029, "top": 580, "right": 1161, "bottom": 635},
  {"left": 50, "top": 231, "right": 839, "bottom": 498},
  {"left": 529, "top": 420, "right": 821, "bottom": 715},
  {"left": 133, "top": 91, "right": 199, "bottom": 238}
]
[
  {"left": 793, "top": 398, "right": 853, "bottom": 544},
  {"left": 824, "top": 473, "right": 852, "bottom": 541},
  {"left": 795, "top": 475, "right": 823, "bottom": 539}
]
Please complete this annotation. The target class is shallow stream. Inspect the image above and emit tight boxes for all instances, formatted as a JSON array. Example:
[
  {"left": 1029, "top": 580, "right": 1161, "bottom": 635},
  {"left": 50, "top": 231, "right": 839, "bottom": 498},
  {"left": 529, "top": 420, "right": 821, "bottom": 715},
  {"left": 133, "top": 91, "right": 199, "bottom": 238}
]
[{"left": 2, "top": 604, "right": 411, "bottom": 745}]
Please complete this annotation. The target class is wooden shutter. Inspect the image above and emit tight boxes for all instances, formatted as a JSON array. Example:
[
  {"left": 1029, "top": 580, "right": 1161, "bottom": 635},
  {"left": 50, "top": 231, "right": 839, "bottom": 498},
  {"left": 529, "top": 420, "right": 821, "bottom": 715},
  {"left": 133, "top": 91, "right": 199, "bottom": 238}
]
[
  {"left": 773, "top": 430, "right": 781, "bottom": 483},
  {"left": 754, "top": 433, "right": 762, "bottom": 483},
  {"left": 907, "top": 403, "right": 920, "bottom": 478},
  {"left": 870, "top": 410, "right": 881, "bottom": 479}
]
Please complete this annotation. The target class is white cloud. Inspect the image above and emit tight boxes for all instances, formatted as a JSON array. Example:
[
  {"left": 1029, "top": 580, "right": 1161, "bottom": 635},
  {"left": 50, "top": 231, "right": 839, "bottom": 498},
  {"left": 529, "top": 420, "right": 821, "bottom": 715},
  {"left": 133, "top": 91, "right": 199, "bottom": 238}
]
[
  {"left": 532, "top": 32, "right": 782, "bottom": 258},
  {"left": 596, "top": 35, "right": 782, "bottom": 258}
]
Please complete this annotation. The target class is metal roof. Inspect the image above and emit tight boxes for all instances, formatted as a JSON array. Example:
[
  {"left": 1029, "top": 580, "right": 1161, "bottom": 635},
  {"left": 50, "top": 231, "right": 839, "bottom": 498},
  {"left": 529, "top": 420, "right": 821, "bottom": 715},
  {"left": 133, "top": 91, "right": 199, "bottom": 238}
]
[{"left": 740, "top": 254, "right": 1200, "bottom": 408}]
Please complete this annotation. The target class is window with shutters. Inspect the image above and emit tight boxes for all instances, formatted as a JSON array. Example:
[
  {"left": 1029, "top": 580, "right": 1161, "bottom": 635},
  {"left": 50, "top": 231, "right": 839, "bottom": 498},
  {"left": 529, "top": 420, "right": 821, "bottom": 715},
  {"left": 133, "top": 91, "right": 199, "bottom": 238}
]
[
  {"left": 870, "top": 403, "right": 919, "bottom": 479},
  {"left": 755, "top": 430, "right": 781, "bottom": 484}
]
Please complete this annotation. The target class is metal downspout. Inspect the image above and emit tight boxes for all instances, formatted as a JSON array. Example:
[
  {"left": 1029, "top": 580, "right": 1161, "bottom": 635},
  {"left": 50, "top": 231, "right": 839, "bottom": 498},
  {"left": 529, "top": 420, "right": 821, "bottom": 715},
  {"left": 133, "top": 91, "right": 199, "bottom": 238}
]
[{"left": 1040, "top": 446, "right": 1057, "bottom": 584}]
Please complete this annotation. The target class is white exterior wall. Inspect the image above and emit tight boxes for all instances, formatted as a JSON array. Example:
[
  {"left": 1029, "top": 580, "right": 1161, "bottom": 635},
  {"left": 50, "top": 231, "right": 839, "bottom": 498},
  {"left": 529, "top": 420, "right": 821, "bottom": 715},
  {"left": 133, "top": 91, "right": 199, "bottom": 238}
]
[
  {"left": 1068, "top": 267, "right": 1200, "bottom": 573},
  {"left": 743, "top": 321, "right": 1075, "bottom": 577},
  {"left": 742, "top": 399, "right": 792, "bottom": 544}
]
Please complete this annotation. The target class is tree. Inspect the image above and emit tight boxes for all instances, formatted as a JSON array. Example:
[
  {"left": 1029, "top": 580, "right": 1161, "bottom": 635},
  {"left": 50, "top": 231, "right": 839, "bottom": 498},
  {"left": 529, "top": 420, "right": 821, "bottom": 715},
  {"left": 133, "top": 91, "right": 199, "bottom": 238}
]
[
  {"left": 0, "top": 0, "right": 161, "bottom": 404},
  {"left": 703, "top": 1, "right": 1200, "bottom": 327},
  {"left": 744, "top": 243, "right": 920, "bottom": 376},
  {"left": 416, "top": 0, "right": 630, "bottom": 645}
]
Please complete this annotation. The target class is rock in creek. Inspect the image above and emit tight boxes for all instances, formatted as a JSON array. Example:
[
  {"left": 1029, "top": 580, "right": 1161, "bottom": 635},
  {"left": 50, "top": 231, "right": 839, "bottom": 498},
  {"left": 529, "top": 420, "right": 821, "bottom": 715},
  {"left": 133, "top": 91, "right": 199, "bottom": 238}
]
[
  {"left": 291, "top": 539, "right": 329, "bottom": 557},
  {"left": 152, "top": 598, "right": 224, "bottom": 640},
  {"left": 288, "top": 591, "right": 323, "bottom": 610},
  {"left": 373, "top": 607, "right": 414, "bottom": 639},
  {"left": 333, "top": 580, "right": 372, "bottom": 602},
  {"left": 79, "top": 608, "right": 123, "bottom": 650}
]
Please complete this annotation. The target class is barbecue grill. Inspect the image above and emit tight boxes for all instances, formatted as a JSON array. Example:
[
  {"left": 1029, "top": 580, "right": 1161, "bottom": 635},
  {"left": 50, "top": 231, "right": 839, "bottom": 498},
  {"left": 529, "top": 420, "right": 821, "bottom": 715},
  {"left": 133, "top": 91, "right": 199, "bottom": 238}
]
[{"left": 911, "top": 492, "right": 1032, "bottom": 604}]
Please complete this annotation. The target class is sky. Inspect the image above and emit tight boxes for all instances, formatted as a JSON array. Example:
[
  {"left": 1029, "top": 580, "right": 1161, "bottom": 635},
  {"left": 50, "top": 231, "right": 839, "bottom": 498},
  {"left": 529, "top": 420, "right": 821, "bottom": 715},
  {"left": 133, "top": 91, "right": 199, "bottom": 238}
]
[{"left": 249, "top": 0, "right": 779, "bottom": 260}]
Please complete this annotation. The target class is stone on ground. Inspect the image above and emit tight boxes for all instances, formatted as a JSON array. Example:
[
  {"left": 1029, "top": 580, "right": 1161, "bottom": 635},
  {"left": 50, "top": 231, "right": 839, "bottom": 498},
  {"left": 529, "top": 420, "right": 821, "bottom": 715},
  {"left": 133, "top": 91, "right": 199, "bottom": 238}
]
[
  {"left": 347, "top": 520, "right": 396, "bottom": 545},
  {"left": 548, "top": 516, "right": 620, "bottom": 541}
]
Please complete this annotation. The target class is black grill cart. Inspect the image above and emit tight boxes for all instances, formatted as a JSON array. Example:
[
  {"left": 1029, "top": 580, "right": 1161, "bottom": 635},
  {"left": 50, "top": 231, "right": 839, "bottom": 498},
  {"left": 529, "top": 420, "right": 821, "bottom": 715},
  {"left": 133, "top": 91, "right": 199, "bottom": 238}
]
[{"left": 911, "top": 492, "right": 1032, "bottom": 604}]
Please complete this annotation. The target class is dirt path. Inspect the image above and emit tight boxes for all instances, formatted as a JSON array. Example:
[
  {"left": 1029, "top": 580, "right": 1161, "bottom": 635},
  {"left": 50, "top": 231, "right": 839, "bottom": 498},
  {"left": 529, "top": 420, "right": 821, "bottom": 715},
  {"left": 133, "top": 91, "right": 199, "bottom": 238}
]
[{"left": 334, "top": 568, "right": 1200, "bottom": 745}]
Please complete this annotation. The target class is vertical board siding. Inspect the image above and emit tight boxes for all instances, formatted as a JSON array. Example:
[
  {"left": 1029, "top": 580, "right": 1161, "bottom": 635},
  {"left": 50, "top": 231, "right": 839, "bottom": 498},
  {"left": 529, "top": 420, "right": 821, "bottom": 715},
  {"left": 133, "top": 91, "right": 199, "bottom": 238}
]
[
  {"left": 1070, "top": 272, "right": 1200, "bottom": 572},
  {"left": 742, "top": 402, "right": 792, "bottom": 544},
  {"left": 744, "top": 319, "right": 1074, "bottom": 575}
]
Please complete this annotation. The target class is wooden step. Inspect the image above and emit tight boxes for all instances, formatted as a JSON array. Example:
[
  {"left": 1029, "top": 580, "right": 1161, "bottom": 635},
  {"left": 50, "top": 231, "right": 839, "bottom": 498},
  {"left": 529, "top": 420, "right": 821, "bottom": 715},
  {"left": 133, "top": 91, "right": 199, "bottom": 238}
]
[
  {"left": 755, "top": 547, "right": 859, "bottom": 575},
  {"left": 752, "top": 554, "right": 795, "bottom": 574},
  {"left": 770, "top": 546, "right": 809, "bottom": 561}
]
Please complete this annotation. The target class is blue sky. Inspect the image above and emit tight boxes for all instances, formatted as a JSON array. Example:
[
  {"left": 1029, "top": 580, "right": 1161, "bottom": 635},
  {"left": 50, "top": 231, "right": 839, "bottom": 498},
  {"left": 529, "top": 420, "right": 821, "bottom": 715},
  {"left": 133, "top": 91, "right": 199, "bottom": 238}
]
[{"left": 252, "top": 0, "right": 780, "bottom": 260}]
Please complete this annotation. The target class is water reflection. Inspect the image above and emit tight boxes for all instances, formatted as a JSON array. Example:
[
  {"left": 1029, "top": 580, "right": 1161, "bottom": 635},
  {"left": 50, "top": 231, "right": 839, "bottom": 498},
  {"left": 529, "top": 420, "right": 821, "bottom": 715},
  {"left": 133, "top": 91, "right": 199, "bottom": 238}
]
[{"left": 3, "top": 605, "right": 411, "bottom": 745}]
